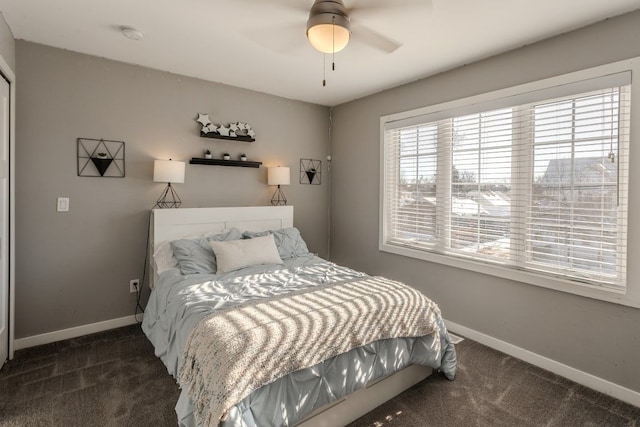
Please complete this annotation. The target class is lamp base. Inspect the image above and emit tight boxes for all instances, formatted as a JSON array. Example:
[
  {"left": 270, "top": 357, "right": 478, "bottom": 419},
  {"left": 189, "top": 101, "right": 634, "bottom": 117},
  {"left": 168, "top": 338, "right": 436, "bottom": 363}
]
[
  {"left": 155, "top": 183, "right": 182, "bottom": 208},
  {"left": 270, "top": 185, "right": 287, "bottom": 206}
]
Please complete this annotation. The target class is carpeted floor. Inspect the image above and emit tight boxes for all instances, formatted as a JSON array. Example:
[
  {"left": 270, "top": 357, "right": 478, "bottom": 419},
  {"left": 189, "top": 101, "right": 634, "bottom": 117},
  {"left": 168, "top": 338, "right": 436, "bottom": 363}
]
[{"left": 0, "top": 324, "right": 638, "bottom": 426}]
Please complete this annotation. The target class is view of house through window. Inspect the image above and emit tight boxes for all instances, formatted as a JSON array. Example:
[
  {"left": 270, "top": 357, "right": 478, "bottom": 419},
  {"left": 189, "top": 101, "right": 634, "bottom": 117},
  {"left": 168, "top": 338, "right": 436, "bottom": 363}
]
[{"left": 384, "top": 81, "right": 630, "bottom": 290}]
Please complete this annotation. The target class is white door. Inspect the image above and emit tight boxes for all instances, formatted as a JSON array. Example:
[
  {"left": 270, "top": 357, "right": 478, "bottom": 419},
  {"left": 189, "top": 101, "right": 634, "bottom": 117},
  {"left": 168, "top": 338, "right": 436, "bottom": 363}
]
[{"left": 0, "top": 75, "right": 9, "bottom": 369}]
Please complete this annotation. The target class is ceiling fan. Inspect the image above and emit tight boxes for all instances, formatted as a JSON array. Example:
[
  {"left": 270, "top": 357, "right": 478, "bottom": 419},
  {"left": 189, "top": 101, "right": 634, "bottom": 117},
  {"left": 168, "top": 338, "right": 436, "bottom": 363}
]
[
  {"left": 243, "top": 0, "right": 431, "bottom": 55},
  {"left": 305, "top": 0, "right": 431, "bottom": 55},
  {"left": 241, "top": 0, "right": 431, "bottom": 85},
  {"left": 306, "top": 0, "right": 432, "bottom": 85}
]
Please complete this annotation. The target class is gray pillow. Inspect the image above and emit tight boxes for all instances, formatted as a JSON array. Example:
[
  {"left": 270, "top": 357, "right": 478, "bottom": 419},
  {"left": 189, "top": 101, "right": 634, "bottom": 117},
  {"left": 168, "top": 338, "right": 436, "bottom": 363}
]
[
  {"left": 242, "top": 227, "right": 310, "bottom": 260},
  {"left": 170, "top": 228, "right": 243, "bottom": 274}
]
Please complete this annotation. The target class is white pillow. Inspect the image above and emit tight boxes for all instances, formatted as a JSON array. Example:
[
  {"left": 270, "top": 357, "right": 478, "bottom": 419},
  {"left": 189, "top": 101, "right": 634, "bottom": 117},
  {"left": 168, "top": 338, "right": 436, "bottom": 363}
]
[
  {"left": 209, "top": 234, "right": 283, "bottom": 274},
  {"left": 153, "top": 241, "right": 180, "bottom": 274}
]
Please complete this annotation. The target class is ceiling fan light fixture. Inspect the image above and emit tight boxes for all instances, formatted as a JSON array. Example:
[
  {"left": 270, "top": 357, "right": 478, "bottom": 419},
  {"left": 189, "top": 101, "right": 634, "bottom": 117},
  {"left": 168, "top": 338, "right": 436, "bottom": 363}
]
[
  {"left": 306, "top": 0, "right": 351, "bottom": 54},
  {"left": 307, "top": 21, "right": 350, "bottom": 53}
]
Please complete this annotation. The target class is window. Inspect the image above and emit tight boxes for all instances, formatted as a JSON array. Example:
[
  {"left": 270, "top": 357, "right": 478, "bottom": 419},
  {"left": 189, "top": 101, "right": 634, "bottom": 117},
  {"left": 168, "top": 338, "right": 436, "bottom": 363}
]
[{"left": 381, "top": 68, "right": 632, "bottom": 302}]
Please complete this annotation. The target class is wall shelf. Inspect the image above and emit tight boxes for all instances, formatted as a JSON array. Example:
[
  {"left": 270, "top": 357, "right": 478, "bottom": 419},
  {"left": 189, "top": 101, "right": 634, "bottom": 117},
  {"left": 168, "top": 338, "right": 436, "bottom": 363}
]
[
  {"left": 200, "top": 132, "right": 255, "bottom": 142},
  {"left": 189, "top": 158, "right": 262, "bottom": 168}
]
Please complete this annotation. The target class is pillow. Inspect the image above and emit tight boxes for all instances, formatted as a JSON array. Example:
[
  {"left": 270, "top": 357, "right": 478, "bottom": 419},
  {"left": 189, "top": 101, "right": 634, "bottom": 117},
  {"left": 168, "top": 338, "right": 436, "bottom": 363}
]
[
  {"left": 154, "top": 230, "right": 224, "bottom": 274},
  {"left": 170, "top": 228, "right": 243, "bottom": 274},
  {"left": 209, "top": 234, "right": 283, "bottom": 274},
  {"left": 242, "top": 227, "right": 310, "bottom": 259},
  {"left": 153, "top": 241, "right": 180, "bottom": 274}
]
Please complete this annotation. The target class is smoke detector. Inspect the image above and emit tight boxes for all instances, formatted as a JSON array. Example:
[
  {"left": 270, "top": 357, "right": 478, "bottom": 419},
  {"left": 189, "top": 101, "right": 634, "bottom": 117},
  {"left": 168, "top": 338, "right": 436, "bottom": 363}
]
[{"left": 121, "top": 27, "right": 144, "bottom": 41}]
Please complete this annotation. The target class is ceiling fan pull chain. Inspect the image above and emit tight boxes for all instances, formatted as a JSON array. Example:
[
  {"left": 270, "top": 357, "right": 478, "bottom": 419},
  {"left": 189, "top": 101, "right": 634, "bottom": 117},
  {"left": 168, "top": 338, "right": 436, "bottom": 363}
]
[
  {"left": 323, "top": 53, "right": 327, "bottom": 87},
  {"left": 332, "top": 15, "right": 336, "bottom": 71}
]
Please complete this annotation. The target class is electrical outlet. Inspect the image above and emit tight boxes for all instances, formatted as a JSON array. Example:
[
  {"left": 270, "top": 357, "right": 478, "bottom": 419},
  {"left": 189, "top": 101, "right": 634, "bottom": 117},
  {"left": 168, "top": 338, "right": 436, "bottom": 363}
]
[{"left": 129, "top": 279, "right": 140, "bottom": 293}]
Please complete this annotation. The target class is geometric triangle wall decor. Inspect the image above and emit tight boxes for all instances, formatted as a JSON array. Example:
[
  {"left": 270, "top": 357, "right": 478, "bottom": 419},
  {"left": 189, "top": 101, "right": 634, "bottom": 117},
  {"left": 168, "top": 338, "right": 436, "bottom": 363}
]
[
  {"left": 300, "top": 158, "right": 321, "bottom": 185},
  {"left": 77, "top": 138, "right": 125, "bottom": 177}
]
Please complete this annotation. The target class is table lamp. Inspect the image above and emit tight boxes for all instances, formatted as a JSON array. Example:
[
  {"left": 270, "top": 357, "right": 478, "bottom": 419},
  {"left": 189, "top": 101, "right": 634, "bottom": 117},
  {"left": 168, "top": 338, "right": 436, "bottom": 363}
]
[
  {"left": 268, "top": 166, "right": 290, "bottom": 206},
  {"left": 153, "top": 159, "right": 185, "bottom": 208}
]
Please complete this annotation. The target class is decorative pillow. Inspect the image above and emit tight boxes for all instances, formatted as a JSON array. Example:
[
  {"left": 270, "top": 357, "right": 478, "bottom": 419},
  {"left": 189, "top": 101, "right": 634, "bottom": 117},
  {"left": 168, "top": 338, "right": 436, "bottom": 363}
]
[
  {"left": 170, "top": 228, "right": 243, "bottom": 275},
  {"left": 209, "top": 234, "right": 283, "bottom": 274},
  {"left": 242, "top": 227, "right": 310, "bottom": 259}
]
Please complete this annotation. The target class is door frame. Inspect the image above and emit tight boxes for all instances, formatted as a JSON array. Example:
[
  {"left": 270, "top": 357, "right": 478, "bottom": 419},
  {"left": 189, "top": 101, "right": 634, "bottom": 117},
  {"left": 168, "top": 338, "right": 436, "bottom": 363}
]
[{"left": 0, "top": 52, "right": 15, "bottom": 360}]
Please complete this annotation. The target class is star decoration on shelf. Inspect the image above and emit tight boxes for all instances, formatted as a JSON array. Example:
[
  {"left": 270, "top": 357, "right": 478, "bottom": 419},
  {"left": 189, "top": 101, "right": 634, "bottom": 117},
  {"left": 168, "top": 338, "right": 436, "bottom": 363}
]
[
  {"left": 196, "top": 113, "right": 255, "bottom": 141},
  {"left": 218, "top": 125, "right": 231, "bottom": 136},
  {"left": 196, "top": 113, "right": 212, "bottom": 127}
]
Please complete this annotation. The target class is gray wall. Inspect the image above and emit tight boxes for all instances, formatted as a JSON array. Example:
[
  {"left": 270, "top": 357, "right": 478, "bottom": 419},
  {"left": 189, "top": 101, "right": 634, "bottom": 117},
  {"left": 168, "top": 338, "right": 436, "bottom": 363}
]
[
  {"left": 15, "top": 41, "right": 330, "bottom": 338},
  {"left": 0, "top": 13, "right": 14, "bottom": 73},
  {"left": 330, "top": 11, "right": 640, "bottom": 393}
]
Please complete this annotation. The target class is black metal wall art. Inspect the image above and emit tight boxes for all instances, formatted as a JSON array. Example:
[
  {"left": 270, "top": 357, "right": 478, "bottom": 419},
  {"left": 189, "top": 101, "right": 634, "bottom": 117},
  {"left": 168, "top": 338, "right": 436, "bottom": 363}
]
[
  {"left": 77, "top": 138, "right": 125, "bottom": 177},
  {"left": 300, "top": 158, "right": 321, "bottom": 185}
]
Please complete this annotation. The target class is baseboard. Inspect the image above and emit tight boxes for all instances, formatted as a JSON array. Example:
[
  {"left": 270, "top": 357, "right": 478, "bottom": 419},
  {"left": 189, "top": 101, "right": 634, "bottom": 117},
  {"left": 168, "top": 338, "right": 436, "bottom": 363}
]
[
  {"left": 444, "top": 319, "right": 640, "bottom": 408},
  {"left": 13, "top": 315, "right": 141, "bottom": 351},
  {"left": 12, "top": 316, "right": 640, "bottom": 407}
]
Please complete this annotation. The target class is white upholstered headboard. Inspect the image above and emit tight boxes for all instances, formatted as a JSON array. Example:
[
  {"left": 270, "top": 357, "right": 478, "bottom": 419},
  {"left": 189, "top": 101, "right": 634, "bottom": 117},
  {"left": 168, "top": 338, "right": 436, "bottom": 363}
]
[{"left": 149, "top": 206, "right": 294, "bottom": 287}]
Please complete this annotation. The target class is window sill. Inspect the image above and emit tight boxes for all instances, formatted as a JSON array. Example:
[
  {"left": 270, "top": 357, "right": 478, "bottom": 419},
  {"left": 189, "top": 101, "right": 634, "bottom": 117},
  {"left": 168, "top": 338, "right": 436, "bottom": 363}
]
[{"left": 379, "top": 241, "right": 640, "bottom": 309}]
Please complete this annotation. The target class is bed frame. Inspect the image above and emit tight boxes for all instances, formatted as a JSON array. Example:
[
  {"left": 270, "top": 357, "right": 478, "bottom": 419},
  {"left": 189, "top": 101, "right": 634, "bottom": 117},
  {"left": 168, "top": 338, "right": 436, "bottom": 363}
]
[
  {"left": 150, "top": 206, "right": 432, "bottom": 426},
  {"left": 150, "top": 206, "right": 294, "bottom": 288}
]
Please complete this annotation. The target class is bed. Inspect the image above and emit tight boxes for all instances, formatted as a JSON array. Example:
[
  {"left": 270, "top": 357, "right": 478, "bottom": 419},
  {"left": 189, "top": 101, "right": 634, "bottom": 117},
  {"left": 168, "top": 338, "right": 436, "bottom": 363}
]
[{"left": 142, "top": 206, "right": 456, "bottom": 427}]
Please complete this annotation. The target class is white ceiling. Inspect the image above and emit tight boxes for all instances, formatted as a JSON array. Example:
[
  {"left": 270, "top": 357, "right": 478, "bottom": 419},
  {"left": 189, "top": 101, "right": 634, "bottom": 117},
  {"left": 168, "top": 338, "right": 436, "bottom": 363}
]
[{"left": 0, "top": 0, "right": 638, "bottom": 106}]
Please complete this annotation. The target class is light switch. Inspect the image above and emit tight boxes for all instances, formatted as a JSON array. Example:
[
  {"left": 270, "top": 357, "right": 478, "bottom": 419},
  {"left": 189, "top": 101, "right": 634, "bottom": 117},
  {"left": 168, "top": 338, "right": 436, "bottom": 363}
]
[{"left": 57, "top": 197, "right": 69, "bottom": 212}]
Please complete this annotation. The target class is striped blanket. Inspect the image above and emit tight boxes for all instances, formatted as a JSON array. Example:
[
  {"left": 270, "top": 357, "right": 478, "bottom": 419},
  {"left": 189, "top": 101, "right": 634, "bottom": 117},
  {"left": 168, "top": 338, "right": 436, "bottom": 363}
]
[{"left": 178, "top": 276, "right": 441, "bottom": 426}]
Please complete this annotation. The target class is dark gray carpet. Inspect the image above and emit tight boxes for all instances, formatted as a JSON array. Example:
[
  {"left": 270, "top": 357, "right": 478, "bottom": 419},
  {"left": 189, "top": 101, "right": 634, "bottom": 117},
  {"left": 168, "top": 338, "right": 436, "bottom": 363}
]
[{"left": 0, "top": 325, "right": 638, "bottom": 426}]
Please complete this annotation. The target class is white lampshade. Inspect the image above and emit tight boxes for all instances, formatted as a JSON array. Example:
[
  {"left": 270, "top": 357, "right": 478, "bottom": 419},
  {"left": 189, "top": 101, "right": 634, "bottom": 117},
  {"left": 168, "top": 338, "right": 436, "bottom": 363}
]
[
  {"left": 268, "top": 166, "right": 290, "bottom": 186},
  {"left": 153, "top": 159, "right": 185, "bottom": 184}
]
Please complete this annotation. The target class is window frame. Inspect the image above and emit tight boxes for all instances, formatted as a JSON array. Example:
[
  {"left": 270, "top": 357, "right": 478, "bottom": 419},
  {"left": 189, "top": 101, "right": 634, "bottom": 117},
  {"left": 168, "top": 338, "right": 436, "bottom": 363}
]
[{"left": 379, "top": 58, "right": 640, "bottom": 308}]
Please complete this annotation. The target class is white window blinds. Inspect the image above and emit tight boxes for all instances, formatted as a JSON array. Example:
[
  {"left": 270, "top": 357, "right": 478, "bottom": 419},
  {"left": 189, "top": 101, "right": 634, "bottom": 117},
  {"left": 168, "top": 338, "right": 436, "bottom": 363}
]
[{"left": 382, "top": 73, "right": 631, "bottom": 290}]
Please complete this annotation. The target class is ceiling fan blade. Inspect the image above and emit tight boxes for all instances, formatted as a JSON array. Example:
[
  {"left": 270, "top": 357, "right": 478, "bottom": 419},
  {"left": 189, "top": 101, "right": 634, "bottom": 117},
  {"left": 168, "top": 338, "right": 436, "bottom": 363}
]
[
  {"left": 242, "top": 23, "right": 308, "bottom": 55},
  {"left": 234, "top": 0, "right": 310, "bottom": 14},
  {"left": 350, "top": 21, "right": 402, "bottom": 54},
  {"left": 347, "top": 0, "right": 433, "bottom": 21},
  {"left": 280, "top": 0, "right": 312, "bottom": 14},
  {"left": 348, "top": 0, "right": 432, "bottom": 11}
]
